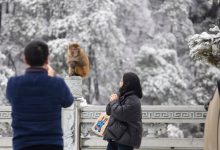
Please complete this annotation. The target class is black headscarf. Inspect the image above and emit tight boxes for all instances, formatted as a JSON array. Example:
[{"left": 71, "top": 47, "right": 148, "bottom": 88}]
[{"left": 119, "top": 72, "right": 143, "bottom": 98}]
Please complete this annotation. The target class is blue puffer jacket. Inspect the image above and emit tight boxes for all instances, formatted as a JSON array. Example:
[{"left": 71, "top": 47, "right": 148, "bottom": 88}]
[{"left": 6, "top": 67, "right": 74, "bottom": 150}]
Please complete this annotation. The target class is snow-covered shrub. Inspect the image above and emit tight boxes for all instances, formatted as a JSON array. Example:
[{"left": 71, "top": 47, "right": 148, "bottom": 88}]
[
  {"left": 167, "top": 124, "right": 184, "bottom": 138},
  {"left": 188, "top": 26, "right": 220, "bottom": 67}
]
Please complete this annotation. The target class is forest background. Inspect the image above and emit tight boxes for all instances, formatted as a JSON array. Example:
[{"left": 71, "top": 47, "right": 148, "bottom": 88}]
[{"left": 0, "top": 0, "right": 220, "bottom": 107}]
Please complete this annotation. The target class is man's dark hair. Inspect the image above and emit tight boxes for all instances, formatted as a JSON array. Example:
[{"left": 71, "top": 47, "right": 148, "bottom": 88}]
[{"left": 24, "top": 40, "right": 49, "bottom": 66}]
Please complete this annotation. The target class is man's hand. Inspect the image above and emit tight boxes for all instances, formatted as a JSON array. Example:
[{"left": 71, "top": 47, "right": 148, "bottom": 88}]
[{"left": 47, "top": 65, "right": 56, "bottom": 77}]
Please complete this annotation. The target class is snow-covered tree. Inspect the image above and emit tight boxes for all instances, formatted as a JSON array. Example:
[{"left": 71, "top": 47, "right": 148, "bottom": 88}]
[
  {"left": 76, "top": 1, "right": 126, "bottom": 103},
  {"left": 0, "top": 51, "right": 14, "bottom": 106},
  {"left": 1, "top": 0, "right": 219, "bottom": 106},
  {"left": 48, "top": 39, "right": 71, "bottom": 75},
  {"left": 47, "top": 0, "right": 126, "bottom": 103},
  {"left": 187, "top": 26, "right": 220, "bottom": 104},
  {"left": 135, "top": 45, "right": 187, "bottom": 105},
  {"left": 1, "top": 0, "right": 126, "bottom": 104},
  {"left": 188, "top": 26, "right": 220, "bottom": 67}
]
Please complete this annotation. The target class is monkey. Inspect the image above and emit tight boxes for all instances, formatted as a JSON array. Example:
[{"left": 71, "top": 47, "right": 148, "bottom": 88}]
[{"left": 66, "top": 43, "right": 89, "bottom": 77}]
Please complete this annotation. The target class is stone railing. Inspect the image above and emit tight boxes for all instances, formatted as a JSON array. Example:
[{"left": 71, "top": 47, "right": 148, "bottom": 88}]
[
  {"left": 78, "top": 104, "right": 206, "bottom": 150},
  {"left": 0, "top": 77, "right": 207, "bottom": 150}
]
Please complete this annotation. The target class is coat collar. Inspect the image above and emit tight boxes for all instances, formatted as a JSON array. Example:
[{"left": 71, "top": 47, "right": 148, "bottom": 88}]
[
  {"left": 119, "top": 91, "right": 135, "bottom": 101},
  {"left": 25, "top": 67, "right": 48, "bottom": 74}
]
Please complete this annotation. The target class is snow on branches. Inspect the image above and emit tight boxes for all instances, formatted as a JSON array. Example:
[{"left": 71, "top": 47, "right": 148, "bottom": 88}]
[{"left": 188, "top": 26, "right": 220, "bottom": 67}]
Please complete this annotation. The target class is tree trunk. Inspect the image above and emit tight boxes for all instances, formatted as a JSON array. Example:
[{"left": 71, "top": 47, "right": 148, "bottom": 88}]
[
  {"left": 13, "top": 2, "right": 16, "bottom": 15},
  {"left": 93, "top": 52, "right": 100, "bottom": 102},
  {"left": 0, "top": 3, "right": 2, "bottom": 32},
  {"left": 88, "top": 45, "right": 93, "bottom": 103},
  {"left": 7, "top": 53, "right": 17, "bottom": 76},
  {"left": 213, "top": 0, "right": 219, "bottom": 6},
  {"left": 87, "top": 75, "right": 91, "bottom": 103},
  {"left": 209, "top": 0, "right": 220, "bottom": 18},
  {"left": 88, "top": 45, "right": 100, "bottom": 103},
  {"left": 6, "top": 2, "right": 9, "bottom": 14}
]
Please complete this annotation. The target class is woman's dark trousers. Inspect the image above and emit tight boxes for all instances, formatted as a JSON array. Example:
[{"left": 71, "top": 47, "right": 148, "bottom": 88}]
[{"left": 107, "top": 141, "right": 134, "bottom": 150}]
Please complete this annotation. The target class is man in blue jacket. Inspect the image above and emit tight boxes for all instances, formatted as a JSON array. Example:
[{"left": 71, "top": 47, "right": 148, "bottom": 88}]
[{"left": 6, "top": 40, "right": 74, "bottom": 150}]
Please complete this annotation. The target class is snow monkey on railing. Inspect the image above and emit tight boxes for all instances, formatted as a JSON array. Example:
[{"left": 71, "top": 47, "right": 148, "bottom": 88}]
[{"left": 66, "top": 43, "right": 90, "bottom": 77}]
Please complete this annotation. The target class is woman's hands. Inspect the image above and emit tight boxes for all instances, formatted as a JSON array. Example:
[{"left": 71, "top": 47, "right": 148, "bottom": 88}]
[{"left": 109, "top": 94, "right": 119, "bottom": 102}]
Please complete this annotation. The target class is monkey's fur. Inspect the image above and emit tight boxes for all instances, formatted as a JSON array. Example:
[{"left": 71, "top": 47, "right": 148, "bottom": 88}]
[{"left": 66, "top": 43, "right": 89, "bottom": 77}]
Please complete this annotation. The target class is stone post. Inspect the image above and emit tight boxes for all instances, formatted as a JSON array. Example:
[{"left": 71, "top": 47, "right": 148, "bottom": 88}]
[{"left": 64, "top": 76, "right": 83, "bottom": 150}]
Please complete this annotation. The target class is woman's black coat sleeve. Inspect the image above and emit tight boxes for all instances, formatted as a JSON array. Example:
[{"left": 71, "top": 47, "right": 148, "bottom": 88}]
[
  {"left": 110, "top": 97, "right": 141, "bottom": 122},
  {"left": 106, "top": 101, "right": 118, "bottom": 115}
]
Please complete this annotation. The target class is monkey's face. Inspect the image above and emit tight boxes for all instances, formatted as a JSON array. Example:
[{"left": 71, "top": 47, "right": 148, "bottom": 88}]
[{"left": 69, "top": 47, "right": 80, "bottom": 57}]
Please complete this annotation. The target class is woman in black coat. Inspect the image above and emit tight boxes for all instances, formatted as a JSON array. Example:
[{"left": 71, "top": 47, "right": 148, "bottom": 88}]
[{"left": 103, "top": 72, "right": 143, "bottom": 150}]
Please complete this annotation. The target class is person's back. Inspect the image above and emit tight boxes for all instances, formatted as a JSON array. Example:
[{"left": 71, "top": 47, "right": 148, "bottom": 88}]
[{"left": 6, "top": 40, "right": 74, "bottom": 150}]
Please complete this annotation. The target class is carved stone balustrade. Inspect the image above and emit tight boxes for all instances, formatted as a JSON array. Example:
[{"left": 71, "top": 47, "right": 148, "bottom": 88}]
[{"left": 0, "top": 77, "right": 207, "bottom": 150}]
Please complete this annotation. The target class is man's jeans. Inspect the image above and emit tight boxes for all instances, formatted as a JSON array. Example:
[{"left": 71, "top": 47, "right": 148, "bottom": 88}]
[{"left": 20, "top": 144, "right": 63, "bottom": 150}]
